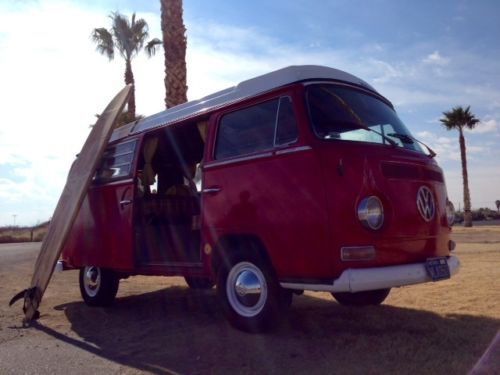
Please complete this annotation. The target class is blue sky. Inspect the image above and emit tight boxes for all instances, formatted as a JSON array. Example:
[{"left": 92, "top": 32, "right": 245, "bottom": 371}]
[{"left": 0, "top": 0, "right": 499, "bottom": 226}]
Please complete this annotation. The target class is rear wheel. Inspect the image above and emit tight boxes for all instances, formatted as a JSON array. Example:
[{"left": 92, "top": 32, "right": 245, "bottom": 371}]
[
  {"left": 217, "top": 254, "right": 289, "bottom": 333},
  {"left": 184, "top": 276, "right": 215, "bottom": 289},
  {"left": 79, "top": 266, "right": 119, "bottom": 306},
  {"left": 332, "top": 288, "right": 391, "bottom": 306}
]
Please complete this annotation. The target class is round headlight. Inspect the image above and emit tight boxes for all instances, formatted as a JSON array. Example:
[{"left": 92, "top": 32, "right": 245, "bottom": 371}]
[
  {"left": 357, "top": 196, "right": 384, "bottom": 230},
  {"left": 446, "top": 199, "right": 455, "bottom": 226}
]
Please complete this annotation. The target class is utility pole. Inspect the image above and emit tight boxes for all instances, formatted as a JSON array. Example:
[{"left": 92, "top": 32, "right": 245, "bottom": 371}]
[{"left": 12, "top": 214, "right": 17, "bottom": 227}]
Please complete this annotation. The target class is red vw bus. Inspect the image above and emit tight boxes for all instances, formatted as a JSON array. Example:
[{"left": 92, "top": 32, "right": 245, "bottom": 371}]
[{"left": 59, "top": 65, "right": 459, "bottom": 332}]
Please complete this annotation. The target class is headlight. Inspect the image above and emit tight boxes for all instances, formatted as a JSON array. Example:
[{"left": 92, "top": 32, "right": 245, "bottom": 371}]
[
  {"left": 357, "top": 196, "right": 384, "bottom": 230},
  {"left": 446, "top": 199, "right": 455, "bottom": 226}
]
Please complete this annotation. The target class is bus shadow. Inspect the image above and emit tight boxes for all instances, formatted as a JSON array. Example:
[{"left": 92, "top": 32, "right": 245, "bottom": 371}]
[{"left": 41, "top": 287, "right": 499, "bottom": 374}]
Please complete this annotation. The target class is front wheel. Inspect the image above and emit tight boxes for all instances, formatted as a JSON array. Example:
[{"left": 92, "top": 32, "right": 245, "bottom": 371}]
[
  {"left": 332, "top": 288, "right": 391, "bottom": 306},
  {"left": 79, "top": 266, "right": 119, "bottom": 307},
  {"left": 217, "top": 257, "right": 289, "bottom": 333}
]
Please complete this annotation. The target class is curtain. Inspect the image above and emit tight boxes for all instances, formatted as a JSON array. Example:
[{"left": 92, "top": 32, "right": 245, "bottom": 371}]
[
  {"left": 197, "top": 121, "right": 208, "bottom": 143},
  {"left": 142, "top": 137, "right": 158, "bottom": 185}
]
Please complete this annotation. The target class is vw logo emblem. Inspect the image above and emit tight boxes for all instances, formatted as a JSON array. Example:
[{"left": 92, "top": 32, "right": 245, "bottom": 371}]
[{"left": 416, "top": 186, "right": 435, "bottom": 222}]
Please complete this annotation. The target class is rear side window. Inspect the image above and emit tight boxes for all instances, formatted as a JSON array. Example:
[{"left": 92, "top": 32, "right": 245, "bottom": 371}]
[
  {"left": 276, "top": 97, "right": 298, "bottom": 145},
  {"left": 215, "top": 97, "right": 298, "bottom": 160},
  {"left": 95, "top": 139, "right": 137, "bottom": 182}
]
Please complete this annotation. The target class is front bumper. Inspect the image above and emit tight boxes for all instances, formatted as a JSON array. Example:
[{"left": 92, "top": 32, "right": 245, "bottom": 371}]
[{"left": 281, "top": 255, "right": 460, "bottom": 293}]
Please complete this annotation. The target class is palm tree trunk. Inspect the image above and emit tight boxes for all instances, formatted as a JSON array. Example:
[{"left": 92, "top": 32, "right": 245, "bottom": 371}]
[
  {"left": 124, "top": 58, "right": 136, "bottom": 119},
  {"left": 458, "top": 127, "right": 472, "bottom": 227},
  {"left": 160, "top": 0, "right": 188, "bottom": 108}
]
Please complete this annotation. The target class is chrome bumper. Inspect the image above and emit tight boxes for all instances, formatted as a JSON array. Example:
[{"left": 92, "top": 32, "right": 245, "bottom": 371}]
[{"left": 281, "top": 256, "right": 460, "bottom": 293}]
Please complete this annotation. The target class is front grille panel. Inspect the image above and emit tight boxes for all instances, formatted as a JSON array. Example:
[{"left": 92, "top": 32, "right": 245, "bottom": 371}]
[
  {"left": 423, "top": 168, "right": 444, "bottom": 182},
  {"left": 381, "top": 162, "right": 443, "bottom": 182}
]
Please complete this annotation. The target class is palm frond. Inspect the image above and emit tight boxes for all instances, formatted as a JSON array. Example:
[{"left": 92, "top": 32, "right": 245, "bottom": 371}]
[
  {"left": 131, "top": 18, "right": 149, "bottom": 54},
  {"left": 145, "top": 38, "right": 162, "bottom": 57},
  {"left": 91, "top": 27, "right": 114, "bottom": 60},
  {"left": 463, "top": 106, "right": 480, "bottom": 129},
  {"left": 440, "top": 105, "right": 480, "bottom": 131},
  {"left": 108, "top": 12, "right": 151, "bottom": 60},
  {"left": 110, "top": 11, "right": 134, "bottom": 59}
]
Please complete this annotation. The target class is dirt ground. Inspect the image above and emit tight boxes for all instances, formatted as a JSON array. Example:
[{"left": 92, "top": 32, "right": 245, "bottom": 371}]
[{"left": 0, "top": 227, "right": 499, "bottom": 374}]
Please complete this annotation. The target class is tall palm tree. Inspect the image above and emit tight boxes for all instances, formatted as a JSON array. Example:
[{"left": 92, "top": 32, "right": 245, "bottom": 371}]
[
  {"left": 495, "top": 200, "right": 500, "bottom": 212},
  {"left": 160, "top": 0, "right": 188, "bottom": 108},
  {"left": 92, "top": 12, "right": 161, "bottom": 119},
  {"left": 440, "top": 106, "right": 480, "bottom": 227}
]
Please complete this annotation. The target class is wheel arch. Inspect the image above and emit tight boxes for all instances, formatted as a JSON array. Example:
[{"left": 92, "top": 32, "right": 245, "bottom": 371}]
[{"left": 211, "top": 234, "right": 274, "bottom": 276}]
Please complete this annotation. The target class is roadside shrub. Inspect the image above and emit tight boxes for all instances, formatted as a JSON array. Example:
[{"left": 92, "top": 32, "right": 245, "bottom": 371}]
[
  {"left": 34, "top": 233, "right": 46, "bottom": 242},
  {"left": 0, "top": 235, "right": 29, "bottom": 243}
]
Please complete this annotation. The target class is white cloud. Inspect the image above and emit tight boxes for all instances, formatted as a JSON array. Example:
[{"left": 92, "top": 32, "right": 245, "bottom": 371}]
[
  {"left": 415, "top": 131, "right": 489, "bottom": 163},
  {"left": 466, "top": 118, "right": 498, "bottom": 134},
  {"left": 416, "top": 130, "right": 433, "bottom": 138},
  {"left": 1, "top": 1, "right": 500, "bottom": 224},
  {"left": 369, "top": 59, "right": 405, "bottom": 84},
  {"left": 0, "top": 1, "right": 166, "bottom": 225},
  {"left": 423, "top": 51, "right": 449, "bottom": 66}
]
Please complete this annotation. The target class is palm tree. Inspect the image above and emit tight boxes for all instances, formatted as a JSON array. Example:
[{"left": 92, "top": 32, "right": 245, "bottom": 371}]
[
  {"left": 92, "top": 12, "right": 161, "bottom": 119},
  {"left": 495, "top": 200, "right": 500, "bottom": 212},
  {"left": 440, "top": 106, "right": 480, "bottom": 227},
  {"left": 160, "top": 0, "right": 188, "bottom": 108}
]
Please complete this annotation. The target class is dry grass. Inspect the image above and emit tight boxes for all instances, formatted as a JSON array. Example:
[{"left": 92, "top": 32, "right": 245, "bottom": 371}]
[{"left": 0, "top": 223, "right": 48, "bottom": 243}]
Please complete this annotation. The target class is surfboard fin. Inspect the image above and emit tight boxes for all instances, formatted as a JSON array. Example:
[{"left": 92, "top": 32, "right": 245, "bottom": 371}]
[
  {"left": 9, "top": 289, "right": 27, "bottom": 306},
  {"left": 9, "top": 287, "right": 41, "bottom": 323}
]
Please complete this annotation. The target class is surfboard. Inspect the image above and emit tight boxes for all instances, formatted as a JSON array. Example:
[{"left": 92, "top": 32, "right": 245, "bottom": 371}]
[{"left": 10, "top": 85, "right": 132, "bottom": 324}]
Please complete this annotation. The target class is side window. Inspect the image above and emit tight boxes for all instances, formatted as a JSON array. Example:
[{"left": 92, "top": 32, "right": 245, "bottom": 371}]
[
  {"left": 215, "top": 97, "right": 299, "bottom": 160},
  {"left": 275, "top": 97, "right": 298, "bottom": 146},
  {"left": 215, "top": 99, "right": 279, "bottom": 159},
  {"left": 95, "top": 139, "right": 137, "bottom": 182}
]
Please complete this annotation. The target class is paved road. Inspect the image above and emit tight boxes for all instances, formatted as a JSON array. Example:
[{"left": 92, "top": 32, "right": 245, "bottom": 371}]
[
  {"left": 0, "top": 242, "right": 40, "bottom": 268},
  {"left": 0, "top": 243, "right": 132, "bottom": 374}
]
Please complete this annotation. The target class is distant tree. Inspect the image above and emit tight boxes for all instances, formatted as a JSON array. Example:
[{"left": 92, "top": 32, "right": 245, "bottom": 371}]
[
  {"left": 92, "top": 12, "right": 162, "bottom": 119},
  {"left": 160, "top": 0, "right": 188, "bottom": 108},
  {"left": 440, "top": 106, "right": 480, "bottom": 227},
  {"left": 496, "top": 200, "right": 500, "bottom": 212}
]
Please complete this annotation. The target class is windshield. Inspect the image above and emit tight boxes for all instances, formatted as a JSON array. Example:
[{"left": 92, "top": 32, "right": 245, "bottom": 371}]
[{"left": 306, "top": 84, "right": 424, "bottom": 154}]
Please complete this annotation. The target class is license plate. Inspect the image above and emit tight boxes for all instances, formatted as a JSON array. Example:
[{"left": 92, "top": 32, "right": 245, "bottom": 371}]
[{"left": 425, "top": 257, "right": 451, "bottom": 281}]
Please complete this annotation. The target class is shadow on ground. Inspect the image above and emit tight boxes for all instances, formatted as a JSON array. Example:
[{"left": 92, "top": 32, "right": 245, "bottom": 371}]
[{"left": 36, "top": 287, "right": 499, "bottom": 374}]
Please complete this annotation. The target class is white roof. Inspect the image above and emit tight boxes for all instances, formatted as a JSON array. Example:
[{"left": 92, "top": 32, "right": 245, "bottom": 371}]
[{"left": 111, "top": 65, "right": 380, "bottom": 141}]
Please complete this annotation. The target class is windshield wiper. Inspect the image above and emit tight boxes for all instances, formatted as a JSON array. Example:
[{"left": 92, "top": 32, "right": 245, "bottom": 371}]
[
  {"left": 387, "top": 133, "right": 414, "bottom": 144},
  {"left": 388, "top": 132, "right": 436, "bottom": 158},
  {"left": 355, "top": 123, "right": 398, "bottom": 147}
]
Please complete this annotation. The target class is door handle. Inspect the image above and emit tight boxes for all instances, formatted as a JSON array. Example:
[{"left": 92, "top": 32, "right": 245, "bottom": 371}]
[
  {"left": 120, "top": 199, "right": 133, "bottom": 208},
  {"left": 202, "top": 187, "right": 221, "bottom": 194}
]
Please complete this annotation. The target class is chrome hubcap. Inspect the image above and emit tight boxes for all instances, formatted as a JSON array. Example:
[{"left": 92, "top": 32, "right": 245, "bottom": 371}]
[
  {"left": 226, "top": 262, "right": 267, "bottom": 317},
  {"left": 235, "top": 270, "right": 262, "bottom": 307},
  {"left": 83, "top": 266, "right": 101, "bottom": 297}
]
